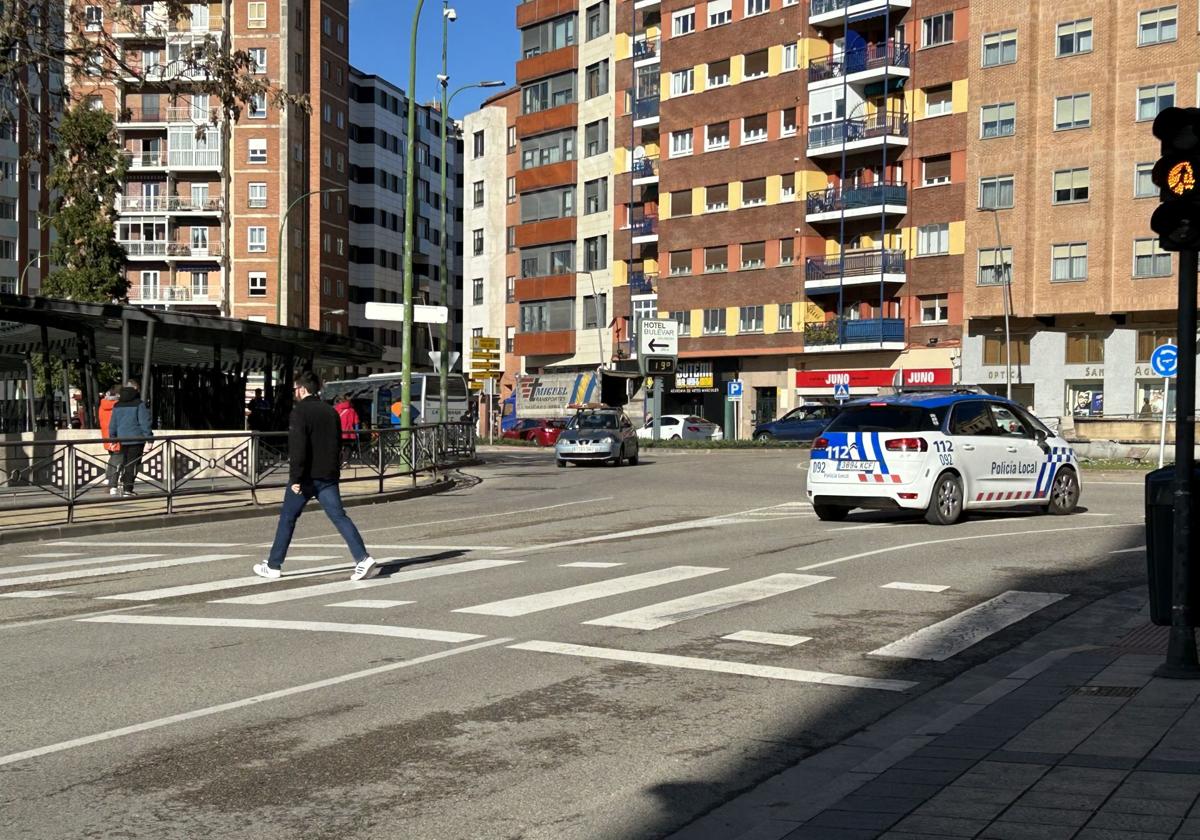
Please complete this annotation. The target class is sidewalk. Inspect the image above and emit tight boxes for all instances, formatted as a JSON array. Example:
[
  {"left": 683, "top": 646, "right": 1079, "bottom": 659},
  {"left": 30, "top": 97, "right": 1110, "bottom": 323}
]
[{"left": 671, "top": 587, "right": 1200, "bottom": 840}]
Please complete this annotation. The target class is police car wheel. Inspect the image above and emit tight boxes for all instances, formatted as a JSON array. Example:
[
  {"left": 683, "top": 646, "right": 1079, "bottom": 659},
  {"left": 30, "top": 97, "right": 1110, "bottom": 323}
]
[
  {"left": 926, "top": 472, "right": 964, "bottom": 526},
  {"left": 1047, "top": 468, "right": 1080, "bottom": 515},
  {"left": 814, "top": 504, "right": 850, "bottom": 522}
]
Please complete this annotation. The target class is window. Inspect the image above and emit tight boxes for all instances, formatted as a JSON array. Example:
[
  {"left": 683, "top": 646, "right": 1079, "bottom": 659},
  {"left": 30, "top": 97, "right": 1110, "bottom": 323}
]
[
  {"left": 703, "top": 308, "right": 727, "bottom": 335},
  {"left": 0, "top": 199, "right": 15, "bottom": 220},
  {"left": 781, "top": 108, "right": 797, "bottom": 136},
  {"left": 520, "top": 244, "right": 575, "bottom": 277},
  {"left": 246, "top": 93, "right": 267, "bottom": 119},
  {"left": 982, "top": 30, "right": 1017, "bottom": 66},
  {"left": 520, "top": 299, "right": 574, "bottom": 332},
  {"left": 522, "top": 129, "right": 576, "bottom": 168},
  {"left": 778, "top": 305, "right": 793, "bottom": 332},
  {"left": 1138, "top": 6, "right": 1177, "bottom": 46},
  {"left": 584, "top": 178, "right": 608, "bottom": 214},
  {"left": 248, "top": 138, "right": 267, "bottom": 163},
  {"left": 521, "top": 72, "right": 576, "bottom": 114},
  {"left": 671, "top": 189, "right": 693, "bottom": 216},
  {"left": 1134, "top": 238, "right": 1172, "bottom": 277},
  {"left": 741, "top": 242, "right": 765, "bottom": 270},
  {"left": 469, "top": 180, "right": 484, "bottom": 208},
  {"left": 248, "top": 271, "right": 267, "bottom": 296},
  {"left": 744, "top": 50, "right": 769, "bottom": 80},
  {"left": 1137, "top": 83, "right": 1175, "bottom": 121},
  {"left": 673, "top": 7, "right": 696, "bottom": 36},
  {"left": 1053, "top": 168, "right": 1090, "bottom": 204},
  {"left": 1135, "top": 162, "right": 1156, "bottom": 198},
  {"left": 248, "top": 47, "right": 266, "bottom": 74},
  {"left": 706, "top": 122, "right": 730, "bottom": 151},
  {"left": 739, "top": 305, "right": 764, "bottom": 332},
  {"left": 507, "top": 176, "right": 517, "bottom": 203},
  {"left": 981, "top": 102, "right": 1016, "bottom": 138},
  {"left": 585, "top": 60, "right": 609, "bottom": 98},
  {"left": 780, "top": 173, "right": 796, "bottom": 200},
  {"left": 586, "top": 1, "right": 609, "bottom": 40},
  {"left": 979, "top": 175, "right": 1014, "bottom": 209},
  {"left": 472, "top": 278, "right": 484, "bottom": 305},
  {"left": 1138, "top": 329, "right": 1177, "bottom": 362},
  {"left": 507, "top": 126, "right": 517, "bottom": 152},
  {"left": 783, "top": 43, "right": 798, "bottom": 72},
  {"left": 1066, "top": 332, "right": 1104, "bottom": 364},
  {"left": 583, "top": 294, "right": 607, "bottom": 329},
  {"left": 522, "top": 14, "right": 576, "bottom": 57},
  {"left": 473, "top": 229, "right": 484, "bottom": 256},
  {"left": 922, "top": 154, "right": 951, "bottom": 186},
  {"left": 584, "top": 235, "right": 607, "bottom": 270},
  {"left": 704, "top": 246, "right": 728, "bottom": 272},
  {"left": 917, "top": 223, "right": 950, "bottom": 256},
  {"left": 978, "top": 247, "right": 1013, "bottom": 285},
  {"left": 247, "top": 1, "right": 266, "bottom": 28},
  {"left": 670, "top": 250, "right": 693, "bottom": 276},
  {"left": 520, "top": 186, "right": 575, "bottom": 222},
  {"left": 708, "top": 0, "right": 732, "bottom": 27},
  {"left": 1057, "top": 18, "right": 1092, "bottom": 56},
  {"left": 670, "top": 129, "right": 694, "bottom": 158},
  {"left": 323, "top": 146, "right": 332, "bottom": 167},
  {"left": 671, "top": 310, "right": 693, "bottom": 333},
  {"left": 191, "top": 271, "right": 209, "bottom": 298},
  {"left": 925, "top": 85, "right": 953, "bottom": 118},
  {"left": 247, "top": 226, "right": 266, "bottom": 252},
  {"left": 508, "top": 226, "right": 518, "bottom": 253},
  {"left": 506, "top": 276, "right": 516, "bottom": 303},
  {"left": 742, "top": 114, "right": 768, "bottom": 144},
  {"left": 1052, "top": 243, "right": 1088, "bottom": 281},
  {"left": 705, "top": 184, "right": 729, "bottom": 212},
  {"left": 0, "top": 239, "right": 12, "bottom": 260},
  {"left": 920, "top": 295, "right": 949, "bottom": 324},
  {"left": 983, "top": 335, "right": 1031, "bottom": 366},
  {"left": 84, "top": 4, "right": 102, "bottom": 30},
  {"left": 581, "top": 119, "right": 607, "bottom": 157},
  {"left": 922, "top": 12, "right": 954, "bottom": 47},
  {"left": 472, "top": 131, "right": 485, "bottom": 158},
  {"left": 746, "top": 0, "right": 769, "bottom": 15},
  {"left": 780, "top": 238, "right": 794, "bottom": 265},
  {"left": 1054, "top": 93, "right": 1091, "bottom": 130},
  {"left": 248, "top": 182, "right": 267, "bottom": 208},
  {"left": 671, "top": 69, "right": 695, "bottom": 97}
]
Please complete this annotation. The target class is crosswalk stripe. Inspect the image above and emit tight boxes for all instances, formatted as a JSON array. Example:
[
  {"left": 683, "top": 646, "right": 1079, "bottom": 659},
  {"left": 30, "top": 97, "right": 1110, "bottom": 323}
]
[
  {"left": 881, "top": 582, "right": 950, "bottom": 593},
  {"left": 454, "top": 566, "right": 725, "bottom": 617},
  {"left": 50, "top": 541, "right": 241, "bottom": 547},
  {"left": 211, "top": 559, "right": 523, "bottom": 606},
  {"left": 509, "top": 641, "right": 917, "bottom": 692},
  {"left": 868, "top": 590, "right": 1068, "bottom": 661},
  {"left": 559, "top": 562, "right": 625, "bottom": 568},
  {"left": 0, "top": 554, "right": 162, "bottom": 576},
  {"left": 21, "top": 552, "right": 83, "bottom": 558},
  {"left": 80, "top": 615, "right": 485, "bottom": 643},
  {"left": 0, "top": 555, "right": 246, "bottom": 588},
  {"left": 0, "top": 590, "right": 76, "bottom": 599},
  {"left": 583, "top": 573, "right": 833, "bottom": 630},
  {"left": 722, "top": 630, "right": 811, "bottom": 647},
  {"left": 98, "top": 563, "right": 353, "bottom": 602},
  {"left": 326, "top": 600, "right": 413, "bottom": 609}
]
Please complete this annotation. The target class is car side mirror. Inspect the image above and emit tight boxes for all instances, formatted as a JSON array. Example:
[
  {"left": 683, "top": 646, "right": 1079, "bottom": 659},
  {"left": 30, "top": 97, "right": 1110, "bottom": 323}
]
[{"left": 1035, "top": 428, "right": 1050, "bottom": 452}]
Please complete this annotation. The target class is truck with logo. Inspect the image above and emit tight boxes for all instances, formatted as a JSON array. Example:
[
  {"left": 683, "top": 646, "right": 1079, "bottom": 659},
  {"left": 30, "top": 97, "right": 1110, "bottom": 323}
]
[{"left": 501, "top": 370, "right": 644, "bottom": 432}]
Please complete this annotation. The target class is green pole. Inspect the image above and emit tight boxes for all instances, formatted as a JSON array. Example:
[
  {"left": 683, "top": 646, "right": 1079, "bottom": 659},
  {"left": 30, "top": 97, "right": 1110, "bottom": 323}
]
[
  {"left": 402, "top": 0, "right": 427, "bottom": 434},
  {"left": 438, "top": 1, "right": 449, "bottom": 424},
  {"left": 275, "top": 187, "right": 344, "bottom": 326}
]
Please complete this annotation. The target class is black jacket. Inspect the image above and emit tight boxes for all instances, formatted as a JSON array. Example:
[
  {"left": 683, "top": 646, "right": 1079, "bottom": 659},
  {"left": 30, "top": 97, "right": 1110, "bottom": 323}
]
[{"left": 288, "top": 396, "right": 341, "bottom": 484}]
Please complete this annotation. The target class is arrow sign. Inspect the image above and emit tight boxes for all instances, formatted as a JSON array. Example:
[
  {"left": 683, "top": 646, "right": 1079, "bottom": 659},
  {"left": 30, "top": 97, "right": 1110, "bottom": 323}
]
[
  {"left": 648, "top": 339, "right": 671, "bottom": 352},
  {"left": 1151, "top": 343, "right": 1179, "bottom": 378},
  {"left": 638, "top": 319, "right": 679, "bottom": 359}
]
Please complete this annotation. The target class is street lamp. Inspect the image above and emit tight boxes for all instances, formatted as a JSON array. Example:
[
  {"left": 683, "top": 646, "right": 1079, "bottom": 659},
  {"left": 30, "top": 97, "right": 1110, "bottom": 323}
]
[
  {"left": 400, "top": 0, "right": 428, "bottom": 434},
  {"left": 276, "top": 187, "right": 347, "bottom": 325},
  {"left": 979, "top": 205, "right": 1013, "bottom": 400},
  {"left": 577, "top": 270, "right": 607, "bottom": 368},
  {"left": 17, "top": 253, "right": 41, "bottom": 295}
]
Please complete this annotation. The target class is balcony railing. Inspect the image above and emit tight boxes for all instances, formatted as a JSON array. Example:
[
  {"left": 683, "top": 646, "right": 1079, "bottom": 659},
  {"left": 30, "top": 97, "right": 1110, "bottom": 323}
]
[
  {"left": 632, "top": 94, "right": 660, "bottom": 121},
  {"left": 118, "top": 196, "right": 223, "bottom": 213},
  {"left": 631, "top": 155, "right": 659, "bottom": 179},
  {"left": 128, "top": 285, "right": 206, "bottom": 303},
  {"left": 119, "top": 241, "right": 168, "bottom": 257},
  {"left": 810, "top": 0, "right": 903, "bottom": 16},
  {"left": 808, "top": 111, "right": 909, "bottom": 150},
  {"left": 629, "top": 272, "right": 659, "bottom": 295},
  {"left": 633, "top": 36, "right": 660, "bottom": 61},
  {"left": 805, "top": 182, "right": 907, "bottom": 215},
  {"left": 167, "top": 241, "right": 221, "bottom": 257},
  {"left": 123, "top": 151, "right": 166, "bottom": 168},
  {"left": 805, "top": 249, "right": 906, "bottom": 281},
  {"left": 804, "top": 317, "right": 906, "bottom": 346},
  {"left": 118, "top": 241, "right": 221, "bottom": 258},
  {"left": 166, "top": 106, "right": 216, "bottom": 123},
  {"left": 167, "top": 149, "right": 222, "bottom": 167},
  {"left": 629, "top": 216, "right": 658, "bottom": 237},
  {"left": 118, "top": 107, "right": 166, "bottom": 123},
  {"left": 808, "top": 40, "right": 911, "bottom": 83}
]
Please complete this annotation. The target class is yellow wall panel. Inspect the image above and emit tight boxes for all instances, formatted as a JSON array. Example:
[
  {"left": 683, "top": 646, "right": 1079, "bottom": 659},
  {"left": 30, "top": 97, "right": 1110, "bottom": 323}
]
[
  {"left": 730, "top": 54, "right": 744, "bottom": 85},
  {"left": 948, "top": 220, "right": 966, "bottom": 255},
  {"left": 767, "top": 45, "right": 782, "bottom": 76},
  {"left": 765, "top": 175, "right": 781, "bottom": 205},
  {"left": 763, "top": 303, "right": 779, "bottom": 335},
  {"left": 690, "top": 311, "right": 702, "bottom": 338},
  {"left": 725, "top": 307, "right": 737, "bottom": 337},
  {"left": 952, "top": 79, "right": 969, "bottom": 114}
]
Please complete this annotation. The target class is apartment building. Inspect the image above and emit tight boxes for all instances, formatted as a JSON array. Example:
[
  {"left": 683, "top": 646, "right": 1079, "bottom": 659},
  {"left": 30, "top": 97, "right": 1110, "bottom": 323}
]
[
  {"left": 961, "top": 0, "right": 1200, "bottom": 426},
  {"left": 513, "top": 0, "right": 618, "bottom": 373},
  {"left": 463, "top": 87, "right": 521, "bottom": 393},
  {"left": 346, "top": 67, "right": 465, "bottom": 372},
  {"left": 69, "top": 0, "right": 350, "bottom": 333}
]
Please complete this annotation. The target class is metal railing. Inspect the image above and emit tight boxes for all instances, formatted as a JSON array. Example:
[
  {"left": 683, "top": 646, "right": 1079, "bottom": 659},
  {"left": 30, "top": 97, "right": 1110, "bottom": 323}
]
[
  {"left": 118, "top": 107, "right": 167, "bottom": 123},
  {"left": 810, "top": 0, "right": 899, "bottom": 15},
  {"left": 633, "top": 36, "right": 660, "bottom": 60},
  {"left": 0, "top": 425, "right": 477, "bottom": 526},
  {"left": 123, "top": 151, "right": 166, "bottom": 168},
  {"left": 805, "top": 182, "right": 908, "bottom": 215},
  {"left": 805, "top": 249, "right": 906, "bottom": 281},
  {"left": 630, "top": 216, "right": 658, "bottom": 237},
  {"left": 807, "top": 40, "right": 911, "bottom": 83},
  {"left": 804, "top": 317, "right": 906, "bottom": 347},
  {"left": 632, "top": 94, "right": 660, "bottom": 121},
  {"left": 629, "top": 272, "right": 659, "bottom": 295},
  {"left": 807, "top": 111, "right": 909, "bottom": 150},
  {"left": 168, "top": 148, "right": 222, "bottom": 168},
  {"left": 118, "top": 241, "right": 222, "bottom": 258},
  {"left": 631, "top": 156, "right": 659, "bottom": 179},
  {"left": 127, "top": 285, "right": 212, "bottom": 303},
  {"left": 118, "top": 196, "right": 223, "bottom": 213}
]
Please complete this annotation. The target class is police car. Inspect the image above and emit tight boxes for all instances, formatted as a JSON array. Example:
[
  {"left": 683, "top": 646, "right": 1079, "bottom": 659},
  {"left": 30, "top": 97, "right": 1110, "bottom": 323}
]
[{"left": 806, "top": 391, "right": 1081, "bottom": 525}]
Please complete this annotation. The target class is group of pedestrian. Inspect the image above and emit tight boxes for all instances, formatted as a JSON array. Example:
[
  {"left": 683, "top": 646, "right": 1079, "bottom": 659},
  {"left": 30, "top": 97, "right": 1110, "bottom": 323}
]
[{"left": 98, "top": 379, "right": 153, "bottom": 497}]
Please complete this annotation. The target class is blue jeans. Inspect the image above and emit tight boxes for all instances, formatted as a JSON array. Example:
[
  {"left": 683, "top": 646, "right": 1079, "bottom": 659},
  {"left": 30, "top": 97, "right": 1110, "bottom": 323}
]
[{"left": 267, "top": 479, "right": 368, "bottom": 569}]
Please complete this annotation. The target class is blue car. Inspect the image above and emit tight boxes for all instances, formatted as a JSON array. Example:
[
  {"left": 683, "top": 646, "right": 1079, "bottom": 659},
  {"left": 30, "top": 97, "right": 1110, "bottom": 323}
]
[{"left": 752, "top": 404, "right": 839, "bottom": 442}]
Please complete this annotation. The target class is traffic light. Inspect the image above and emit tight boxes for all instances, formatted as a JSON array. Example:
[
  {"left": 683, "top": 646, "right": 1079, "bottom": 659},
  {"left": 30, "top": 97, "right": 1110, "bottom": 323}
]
[{"left": 1150, "top": 107, "right": 1200, "bottom": 251}]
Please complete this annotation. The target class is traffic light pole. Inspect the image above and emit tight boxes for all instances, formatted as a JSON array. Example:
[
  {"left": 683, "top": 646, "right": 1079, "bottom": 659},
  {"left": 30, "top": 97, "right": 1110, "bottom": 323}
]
[{"left": 1160, "top": 248, "right": 1200, "bottom": 678}]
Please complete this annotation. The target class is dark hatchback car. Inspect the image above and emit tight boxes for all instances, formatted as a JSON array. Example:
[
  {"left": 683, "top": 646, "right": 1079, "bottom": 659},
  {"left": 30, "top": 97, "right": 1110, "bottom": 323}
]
[{"left": 752, "top": 404, "right": 839, "bottom": 442}]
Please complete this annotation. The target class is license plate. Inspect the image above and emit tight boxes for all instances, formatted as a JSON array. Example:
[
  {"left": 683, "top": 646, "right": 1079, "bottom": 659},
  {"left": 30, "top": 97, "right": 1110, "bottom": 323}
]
[{"left": 837, "top": 461, "right": 877, "bottom": 471}]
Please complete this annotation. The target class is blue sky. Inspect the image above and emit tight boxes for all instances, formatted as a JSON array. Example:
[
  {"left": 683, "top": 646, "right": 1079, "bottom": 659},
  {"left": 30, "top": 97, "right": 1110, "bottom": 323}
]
[{"left": 350, "top": 0, "right": 518, "bottom": 118}]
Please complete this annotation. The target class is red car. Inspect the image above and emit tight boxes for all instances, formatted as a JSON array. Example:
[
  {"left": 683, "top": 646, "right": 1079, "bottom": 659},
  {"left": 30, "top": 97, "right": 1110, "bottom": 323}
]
[{"left": 502, "top": 418, "right": 567, "bottom": 446}]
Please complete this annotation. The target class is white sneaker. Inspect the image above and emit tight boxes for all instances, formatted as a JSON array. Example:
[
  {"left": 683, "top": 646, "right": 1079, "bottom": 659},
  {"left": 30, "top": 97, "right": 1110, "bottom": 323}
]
[
  {"left": 109, "top": 487, "right": 119, "bottom": 497},
  {"left": 252, "top": 563, "right": 281, "bottom": 580},
  {"left": 350, "top": 556, "right": 381, "bottom": 581}
]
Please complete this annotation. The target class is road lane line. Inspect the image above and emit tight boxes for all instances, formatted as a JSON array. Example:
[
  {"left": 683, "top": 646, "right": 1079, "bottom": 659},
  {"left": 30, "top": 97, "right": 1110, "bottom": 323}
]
[
  {"left": 98, "top": 563, "right": 354, "bottom": 602},
  {"left": 559, "top": 562, "right": 625, "bottom": 568},
  {"left": 0, "top": 555, "right": 246, "bottom": 588},
  {"left": 21, "top": 552, "right": 83, "bottom": 558},
  {"left": 1110, "top": 546, "right": 1146, "bottom": 554},
  {"left": 213, "top": 558, "right": 523, "bottom": 605},
  {"left": 722, "top": 630, "right": 811, "bottom": 647},
  {"left": 327, "top": 600, "right": 413, "bottom": 609},
  {"left": 0, "top": 554, "right": 163, "bottom": 576},
  {"left": 0, "top": 636, "right": 513, "bottom": 768},
  {"left": 796, "top": 523, "right": 1139, "bottom": 572},
  {"left": 583, "top": 574, "right": 833, "bottom": 630},
  {"left": 868, "top": 591, "right": 1069, "bottom": 661},
  {"left": 50, "top": 541, "right": 241, "bottom": 547},
  {"left": 260, "top": 544, "right": 508, "bottom": 552},
  {"left": 0, "top": 604, "right": 151, "bottom": 631},
  {"left": 882, "top": 582, "right": 950, "bottom": 593},
  {"left": 455, "top": 566, "right": 725, "bottom": 617},
  {"left": 81, "top": 614, "right": 483, "bottom": 643},
  {"left": 0, "top": 590, "right": 76, "bottom": 599},
  {"left": 509, "top": 640, "right": 916, "bottom": 692}
]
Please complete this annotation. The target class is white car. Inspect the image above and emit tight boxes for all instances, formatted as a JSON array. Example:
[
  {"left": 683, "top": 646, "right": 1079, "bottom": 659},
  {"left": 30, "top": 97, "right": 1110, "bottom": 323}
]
[
  {"left": 806, "top": 393, "right": 1081, "bottom": 525},
  {"left": 637, "top": 415, "right": 724, "bottom": 441}
]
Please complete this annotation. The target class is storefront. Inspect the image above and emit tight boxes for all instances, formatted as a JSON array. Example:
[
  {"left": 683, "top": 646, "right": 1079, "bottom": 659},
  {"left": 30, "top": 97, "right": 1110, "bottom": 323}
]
[
  {"left": 794, "top": 367, "right": 954, "bottom": 402},
  {"left": 664, "top": 359, "right": 736, "bottom": 423}
]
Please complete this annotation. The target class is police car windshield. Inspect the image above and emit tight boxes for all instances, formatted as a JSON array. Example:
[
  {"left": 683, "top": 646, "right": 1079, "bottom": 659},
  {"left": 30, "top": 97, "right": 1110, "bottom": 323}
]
[{"left": 825, "top": 405, "right": 939, "bottom": 433}]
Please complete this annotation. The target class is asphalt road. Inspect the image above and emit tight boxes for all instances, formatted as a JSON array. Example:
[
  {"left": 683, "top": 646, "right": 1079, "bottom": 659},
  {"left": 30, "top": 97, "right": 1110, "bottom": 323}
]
[{"left": 0, "top": 449, "right": 1146, "bottom": 840}]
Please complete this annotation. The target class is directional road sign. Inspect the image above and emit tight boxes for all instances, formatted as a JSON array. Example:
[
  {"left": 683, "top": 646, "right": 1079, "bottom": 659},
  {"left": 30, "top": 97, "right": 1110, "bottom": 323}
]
[
  {"left": 473, "top": 336, "right": 500, "bottom": 351},
  {"left": 638, "top": 319, "right": 679, "bottom": 376},
  {"left": 727, "top": 380, "right": 743, "bottom": 401},
  {"left": 1151, "top": 342, "right": 1179, "bottom": 378},
  {"left": 363, "top": 302, "right": 449, "bottom": 325}
]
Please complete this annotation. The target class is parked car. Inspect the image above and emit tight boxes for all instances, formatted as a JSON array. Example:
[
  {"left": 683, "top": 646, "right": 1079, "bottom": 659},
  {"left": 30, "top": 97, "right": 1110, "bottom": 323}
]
[
  {"left": 753, "top": 404, "right": 839, "bottom": 442},
  {"left": 501, "top": 417, "right": 566, "bottom": 446},
  {"left": 637, "top": 415, "right": 724, "bottom": 441},
  {"left": 555, "top": 407, "right": 639, "bottom": 467}
]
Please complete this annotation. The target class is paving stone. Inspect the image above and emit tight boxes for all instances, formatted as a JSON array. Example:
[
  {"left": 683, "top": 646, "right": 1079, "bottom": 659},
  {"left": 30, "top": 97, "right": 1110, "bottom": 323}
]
[
  {"left": 1030, "top": 766, "right": 1127, "bottom": 796},
  {"left": 955, "top": 760, "right": 1049, "bottom": 790},
  {"left": 933, "top": 785, "right": 1026, "bottom": 806},
  {"left": 876, "top": 834, "right": 976, "bottom": 840},
  {"left": 891, "top": 814, "right": 990, "bottom": 836},
  {"left": 911, "top": 796, "right": 1007, "bottom": 821},
  {"left": 1103, "top": 796, "right": 1192, "bottom": 816},
  {"left": 999, "top": 804, "right": 1093, "bottom": 827},
  {"left": 1073, "top": 830, "right": 1173, "bottom": 840},
  {"left": 832, "top": 795, "right": 923, "bottom": 816},
  {"left": 874, "top": 767, "right": 967, "bottom": 787},
  {"left": 1003, "top": 699, "right": 1121, "bottom": 754},
  {"left": 853, "top": 781, "right": 944, "bottom": 801},
  {"left": 1131, "top": 678, "right": 1200, "bottom": 708},
  {"left": 780, "top": 826, "right": 878, "bottom": 840},
  {"left": 891, "top": 755, "right": 979, "bottom": 774},
  {"left": 1138, "top": 758, "right": 1200, "bottom": 773},
  {"left": 1014, "top": 790, "right": 1108, "bottom": 811},
  {"left": 988, "top": 750, "right": 1064, "bottom": 765},
  {"left": 806, "top": 809, "right": 901, "bottom": 831},
  {"left": 1084, "top": 810, "right": 1182, "bottom": 833},
  {"left": 978, "top": 820, "right": 1079, "bottom": 840},
  {"left": 1118, "top": 771, "right": 1200, "bottom": 800},
  {"left": 1058, "top": 753, "right": 1139, "bottom": 770}
]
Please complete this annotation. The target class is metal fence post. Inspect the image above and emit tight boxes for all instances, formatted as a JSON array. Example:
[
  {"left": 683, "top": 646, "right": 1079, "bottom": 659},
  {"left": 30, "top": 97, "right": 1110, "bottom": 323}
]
[
  {"left": 65, "top": 442, "right": 76, "bottom": 525},
  {"left": 249, "top": 433, "right": 259, "bottom": 505},
  {"left": 165, "top": 439, "right": 175, "bottom": 515},
  {"left": 410, "top": 428, "right": 418, "bottom": 487},
  {"left": 378, "top": 431, "right": 385, "bottom": 494}
]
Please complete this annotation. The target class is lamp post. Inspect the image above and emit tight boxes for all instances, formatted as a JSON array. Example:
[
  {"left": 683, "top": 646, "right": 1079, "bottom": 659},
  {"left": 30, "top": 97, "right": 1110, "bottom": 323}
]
[
  {"left": 980, "top": 205, "right": 1013, "bottom": 400},
  {"left": 400, "top": 0, "right": 428, "bottom": 435},
  {"left": 276, "top": 187, "right": 347, "bottom": 326},
  {"left": 17, "top": 253, "right": 41, "bottom": 295}
]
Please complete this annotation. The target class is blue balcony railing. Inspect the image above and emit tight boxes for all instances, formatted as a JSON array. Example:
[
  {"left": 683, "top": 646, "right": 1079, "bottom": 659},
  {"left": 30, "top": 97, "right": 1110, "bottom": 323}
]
[
  {"left": 806, "top": 182, "right": 907, "bottom": 216},
  {"left": 804, "top": 317, "right": 906, "bottom": 347},
  {"left": 631, "top": 156, "right": 659, "bottom": 179},
  {"left": 807, "top": 40, "right": 911, "bottom": 83},
  {"left": 629, "top": 271, "right": 659, "bottom": 294},
  {"left": 632, "top": 94, "right": 660, "bottom": 120},
  {"left": 810, "top": 0, "right": 903, "bottom": 16},
  {"left": 805, "top": 249, "right": 905, "bottom": 281},
  {"left": 630, "top": 216, "right": 658, "bottom": 237},
  {"left": 633, "top": 36, "right": 660, "bottom": 60},
  {"left": 808, "top": 111, "right": 909, "bottom": 150}
]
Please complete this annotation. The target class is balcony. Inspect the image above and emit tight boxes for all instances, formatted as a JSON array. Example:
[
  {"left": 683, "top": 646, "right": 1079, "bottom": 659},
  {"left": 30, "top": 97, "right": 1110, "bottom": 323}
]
[
  {"left": 119, "top": 241, "right": 222, "bottom": 260},
  {"left": 629, "top": 272, "right": 658, "bottom": 296},
  {"left": 808, "top": 40, "right": 911, "bottom": 88},
  {"left": 517, "top": 45, "right": 578, "bottom": 85},
  {"left": 167, "top": 148, "right": 222, "bottom": 169},
  {"left": 631, "top": 155, "right": 659, "bottom": 185},
  {"left": 633, "top": 36, "right": 660, "bottom": 65},
  {"left": 117, "top": 107, "right": 168, "bottom": 126},
  {"left": 629, "top": 216, "right": 658, "bottom": 245},
  {"left": 515, "top": 217, "right": 576, "bottom": 249},
  {"left": 167, "top": 106, "right": 216, "bottom": 124},
  {"left": 118, "top": 196, "right": 223, "bottom": 214},
  {"left": 514, "top": 273, "right": 576, "bottom": 302},
  {"left": 516, "top": 102, "right": 577, "bottom": 139},
  {"left": 127, "top": 284, "right": 215, "bottom": 305},
  {"left": 122, "top": 151, "right": 167, "bottom": 170},
  {"left": 804, "top": 317, "right": 906, "bottom": 351},
  {"left": 805, "top": 182, "right": 907, "bottom": 223},
  {"left": 516, "top": 0, "right": 578, "bottom": 28},
  {"left": 809, "top": 0, "right": 912, "bottom": 28},
  {"left": 114, "top": 21, "right": 168, "bottom": 39},
  {"left": 804, "top": 249, "right": 906, "bottom": 293},
  {"left": 514, "top": 329, "right": 576, "bottom": 357},
  {"left": 807, "top": 111, "right": 909, "bottom": 158},
  {"left": 632, "top": 94, "right": 660, "bottom": 127}
]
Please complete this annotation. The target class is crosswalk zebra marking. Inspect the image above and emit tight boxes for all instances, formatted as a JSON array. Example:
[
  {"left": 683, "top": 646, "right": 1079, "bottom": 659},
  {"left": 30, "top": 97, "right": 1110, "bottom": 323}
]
[
  {"left": 0, "top": 590, "right": 77, "bottom": 599},
  {"left": 81, "top": 614, "right": 485, "bottom": 643},
  {"left": 0, "top": 555, "right": 246, "bottom": 589},
  {"left": 722, "top": 630, "right": 812, "bottom": 647},
  {"left": 881, "top": 582, "right": 950, "bottom": 593},
  {"left": 98, "top": 563, "right": 354, "bottom": 602},
  {"left": 0, "top": 554, "right": 163, "bottom": 576},
  {"left": 326, "top": 600, "right": 414, "bottom": 609}
]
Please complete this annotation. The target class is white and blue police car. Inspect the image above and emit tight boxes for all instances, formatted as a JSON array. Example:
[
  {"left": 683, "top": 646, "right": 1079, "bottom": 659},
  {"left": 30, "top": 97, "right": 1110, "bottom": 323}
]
[{"left": 806, "top": 391, "right": 1081, "bottom": 525}]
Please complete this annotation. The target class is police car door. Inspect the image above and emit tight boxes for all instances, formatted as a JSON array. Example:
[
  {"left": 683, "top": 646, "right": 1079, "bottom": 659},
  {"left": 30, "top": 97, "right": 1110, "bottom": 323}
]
[
  {"left": 946, "top": 400, "right": 1011, "bottom": 504},
  {"left": 987, "top": 402, "right": 1044, "bottom": 502}
]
